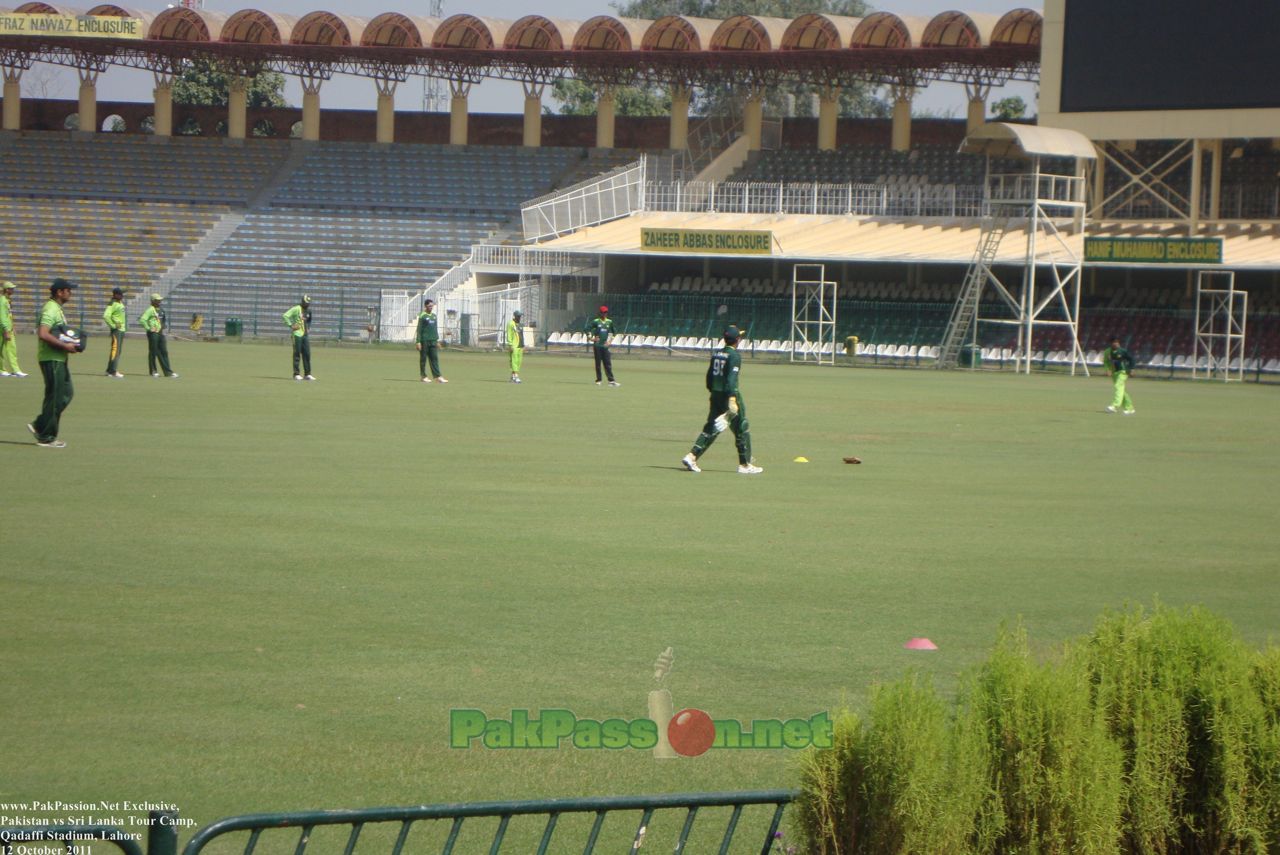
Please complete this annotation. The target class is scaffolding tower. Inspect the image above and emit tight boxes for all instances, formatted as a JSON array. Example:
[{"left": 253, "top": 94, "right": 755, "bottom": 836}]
[
  {"left": 790, "top": 263, "right": 837, "bottom": 365},
  {"left": 1193, "top": 270, "right": 1247, "bottom": 382},
  {"left": 937, "top": 124, "right": 1096, "bottom": 375}
]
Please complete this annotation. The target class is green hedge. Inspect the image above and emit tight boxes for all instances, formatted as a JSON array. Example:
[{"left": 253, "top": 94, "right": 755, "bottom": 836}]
[{"left": 796, "top": 606, "right": 1280, "bottom": 854}]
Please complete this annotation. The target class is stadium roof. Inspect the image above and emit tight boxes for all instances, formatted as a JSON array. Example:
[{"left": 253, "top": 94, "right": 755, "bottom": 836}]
[
  {"left": 536, "top": 212, "right": 1280, "bottom": 268},
  {"left": 0, "top": 5, "right": 1042, "bottom": 86}
]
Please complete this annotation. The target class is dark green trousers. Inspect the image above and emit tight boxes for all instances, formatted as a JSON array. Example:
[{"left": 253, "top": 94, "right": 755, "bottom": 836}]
[
  {"left": 292, "top": 335, "right": 311, "bottom": 375},
  {"left": 691, "top": 392, "right": 752, "bottom": 465},
  {"left": 419, "top": 342, "right": 441, "bottom": 378},
  {"left": 33, "top": 360, "right": 73, "bottom": 442},
  {"left": 146, "top": 331, "right": 173, "bottom": 376},
  {"left": 106, "top": 329, "right": 124, "bottom": 374}
]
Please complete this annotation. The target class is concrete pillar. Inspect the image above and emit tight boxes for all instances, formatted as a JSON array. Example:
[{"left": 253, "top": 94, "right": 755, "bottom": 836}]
[
  {"left": 449, "top": 80, "right": 470, "bottom": 145},
  {"left": 522, "top": 82, "right": 543, "bottom": 147},
  {"left": 152, "top": 76, "right": 173, "bottom": 137},
  {"left": 227, "top": 76, "right": 248, "bottom": 140},
  {"left": 301, "top": 78, "right": 321, "bottom": 141},
  {"left": 1189, "top": 139, "right": 1203, "bottom": 228},
  {"left": 817, "top": 87, "right": 839, "bottom": 151},
  {"left": 1208, "top": 138, "right": 1222, "bottom": 222},
  {"left": 891, "top": 86, "right": 912, "bottom": 152},
  {"left": 744, "top": 90, "right": 763, "bottom": 151},
  {"left": 669, "top": 85, "right": 690, "bottom": 151},
  {"left": 375, "top": 78, "right": 396, "bottom": 143},
  {"left": 77, "top": 69, "right": 99, "bottom": 133},
  {"left": 2, "top": 69, "right": 20, "bottom": 131},
  {"left": 967, "top": 98, "right": 986, "bottom": 132},
  {"left": 595, "top": 86, "right": 615, "bottom": 149}
]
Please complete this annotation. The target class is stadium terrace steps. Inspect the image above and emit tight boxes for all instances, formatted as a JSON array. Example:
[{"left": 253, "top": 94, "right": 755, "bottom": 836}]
[
  {"left": 0, "top": 196, "right": 226, "bottom": 323},
  {"left": 0, "top": 132, "right": 291, "bottom": 205}
]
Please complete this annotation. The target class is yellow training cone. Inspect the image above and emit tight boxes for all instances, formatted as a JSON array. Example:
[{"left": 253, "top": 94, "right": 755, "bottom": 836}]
[{"left": 793, "top": 456, "right": 809, "bottom": 463}]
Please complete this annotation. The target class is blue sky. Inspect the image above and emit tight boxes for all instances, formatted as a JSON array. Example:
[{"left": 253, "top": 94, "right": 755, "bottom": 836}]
[{"left": 36, "top": 1, "right": 1037, "bottom": 121}]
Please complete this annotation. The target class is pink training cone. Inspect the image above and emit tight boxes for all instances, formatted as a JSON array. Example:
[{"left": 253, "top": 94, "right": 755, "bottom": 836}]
[{"left": 904, "top": 637, "right": 938, "bottom": 650}]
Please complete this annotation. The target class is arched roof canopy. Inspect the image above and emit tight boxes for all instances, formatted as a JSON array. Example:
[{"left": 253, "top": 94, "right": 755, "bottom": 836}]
[
  {"left": 710, "top": 15, "right": 789, "bottom": 51},
  {"left": 433, "top": 14, "right": 510, "bottom": 49},
  {"left": 923, "top": 11, "right": 999, "bottom": 48},
  {"left": 781, "top": 13, "right": 860, "bottom": 50},
  {"left": 506, "top": 15, "right": 578, "bottom": 51},
  {"left": 14, "top": 3, "right": 78, "bottom": 13},
  {"left": 149, "top": 7, "right": 227, "bottom": 42},
  {"left": 573, "top": 15, "right": 649, "bottom": 51},
  {"left": 960, "top": 122, "right": 1097, "bottom": 160},
  {"left": 851, "top": 12, "right": 929, "bottom": 48},
  {"left": 222, "top": 9, "right": 296, "bottom": 45},
  {"left": 992, "top": 8, "right": 1041, "bottom": 46},
  {"left": 642, "top": 15, "right": 719, "bottom": 51},
  {"left": 361, "top": 13, "right": 436, "bottom": 47},
  {"left": 292, "top": 11, "right": 366, "bottom": 46}
]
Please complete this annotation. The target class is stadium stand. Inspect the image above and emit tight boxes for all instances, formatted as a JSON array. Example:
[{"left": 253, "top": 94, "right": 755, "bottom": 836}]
[{"left": 0, "top": 196, "right": 226, "bottom": 326}]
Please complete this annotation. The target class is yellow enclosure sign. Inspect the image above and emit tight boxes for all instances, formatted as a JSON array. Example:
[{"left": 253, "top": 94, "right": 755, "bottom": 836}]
[
  {"left": 641, "top": 228, "right": 773, "bottom": 255},
  {"left": 0, "top": 14, "right": 144, "bottom": 39}
]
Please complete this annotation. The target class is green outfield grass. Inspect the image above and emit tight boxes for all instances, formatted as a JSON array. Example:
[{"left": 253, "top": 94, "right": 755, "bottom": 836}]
[{"left": 1, "top": 336, "right": 1278, "bottom": 840}]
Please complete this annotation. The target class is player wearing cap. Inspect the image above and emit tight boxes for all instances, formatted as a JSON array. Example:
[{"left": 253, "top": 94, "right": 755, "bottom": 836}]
[
  {"left": 103, "top": 286, "right": 126, "bottom": 378},
  {"left": 1102, "top": 336, "right": 1136, "bottom": 415},
  {"left": 681, "top": 325, "right": 762, "bottom": 475},
  {"left": 585, "top": 304, "right": 619, "bottom": 386},
  {"left": 0, "top": 281, "right": 25, "bottom": 378},
  {"left": 283, "top": 296, "right": 314, "bottom": 380},
  {"left": 506, "top": 308, "right": 524, "bottom": 383},
  {"left": 415, "top": 298, "right": 447, "bottom": 383},
  {"left": 140, "top": 293, "right": 177, "bottom": 378},
  {"left": 27, "top": 279, "right": 79, "bottom": 448}
]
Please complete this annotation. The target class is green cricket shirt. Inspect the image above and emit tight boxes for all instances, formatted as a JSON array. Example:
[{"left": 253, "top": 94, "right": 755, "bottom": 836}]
[
  {"left": 140, "top": 305, "right": 163, "bottom": 333},
  {"left": 283, "top": 305, "right": 309, "bottom": 337},
  {"left": 706, "top": 345, "right": 741, "bottom": 394},
  {"left": 104, "top": 301, "right": 126, "bottom": 331},
  {"left": 0, "top": 294, "right": 12, "bottom": 333},
  {"left": 416, "top": 311, "right": 439, "bottom": 343},
  {"left": 585, "top": 316, "right": 615, "bottom": 346},
  {"left": 506, "top": 319, "right": 522, "bottom": 349},
  {"left": 1103, "top": 346, "right": 1133, "bottom": 375},
  {"left": 37, "top": 299, "right": 67, "bottom": 363}
]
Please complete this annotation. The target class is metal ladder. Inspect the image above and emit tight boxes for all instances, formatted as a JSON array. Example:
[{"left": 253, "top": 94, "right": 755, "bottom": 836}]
[{"left": 936, "top": 213, "right": 1011, "bottom": 368}]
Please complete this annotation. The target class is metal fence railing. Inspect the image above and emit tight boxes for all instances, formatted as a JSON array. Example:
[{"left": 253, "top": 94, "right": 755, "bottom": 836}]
[
  {"left": 643, "top": 180, "right": 988, "bottom": 218},
  {"left": 522, "top": 160, "right": 646, "bottom": 242}
]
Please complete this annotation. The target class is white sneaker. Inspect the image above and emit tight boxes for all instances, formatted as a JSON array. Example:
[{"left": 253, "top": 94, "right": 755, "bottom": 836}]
[
  {"left": 512, "top": 376, "right": 521, "bottom": 384},
  {"left": 37, "top": 439, "right": 66, "bottom": 449},
  {"left": 737, "top": 463, "right": 764, "bottom": 475},
  {"left": 681, "top": 453, "right": 701, "bottom": 473},
  {"left": 436, "top": 377, "right": 448, "bottom": 384},
  {"left": 0, "top": 371, "right": 10, "bottom": 377},
  {"left": 1122, "top": 409, "right": 1136, "bottom": 416},
  {"left": 294, "top": 374, "right": 303, "bottom": 381},
  {"left": 112, "top": 372, "right": 125, "bottom": 378},
  {"left": 595, "top": 380, "right": 602, "bottom": 386},
  {"left": 1104, "top": 405, "right": 1117, "bottom": 413},
  {"left": 304, "top": 375, "right": 315, "bottom": 381},
  {"left": 168, "top": 373, "right": 179, "bottom": 379},
  {"left": 422, "top": 377, "right": 431, "bottom": 383},
  {"left": 152, "top": 372, "right": 161, "bottom": 378},
  {"left": 13, "top": 371, "right": 26, "bottom": 377},
  {"left": 609, "top": 380, "right": 621, "bottom": 387}
]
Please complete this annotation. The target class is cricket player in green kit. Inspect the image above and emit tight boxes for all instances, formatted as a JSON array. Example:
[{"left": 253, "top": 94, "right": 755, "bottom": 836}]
[
  {"left": 682, "top": 325, "right": 762, "bottom": 475},
  {"left": 103, "top": 286, "right": 126, "bottom": 378},
  {"left": 0, "top": 281, "right": 26, "bottom": 377},
  {"left": 1102, "top": 336, "right": 1136, "bottom": 415},
  {"left": 28, "top": 279, "right": 79, "bottom": 448},
  {"left": 585, "top": 304, "right": 619, "bottom": 386},
  {"left": 283, "top": 296, "right": 314, "bottom": 380},
  {"left": 416, "top": 298, "right": 447, "bottom": 383},
  {"left": 506, "top": 309, "right": 524, "bottom": 383},
  {"left": 140, "top": 293, "right": 178, "bottom": 378}
]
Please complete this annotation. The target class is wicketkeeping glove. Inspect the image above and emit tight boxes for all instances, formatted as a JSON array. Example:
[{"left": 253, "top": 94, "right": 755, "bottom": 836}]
[
  {"left": 727, "top": 397, "right": 739, "bottom": 416},
  {"left": 712, "top": 413, "right": 730, "bottom": 434}
]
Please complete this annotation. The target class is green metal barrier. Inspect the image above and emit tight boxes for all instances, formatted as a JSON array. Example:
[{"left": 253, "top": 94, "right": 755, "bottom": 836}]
[{"left": 181, "top": 790, "right": 795, "bottom": 855}]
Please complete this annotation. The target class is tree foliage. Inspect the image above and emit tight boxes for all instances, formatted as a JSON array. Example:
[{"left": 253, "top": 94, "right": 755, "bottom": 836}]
[
  {"left": 172, "top": 58, "right": 289, "bottom": 109},
  {"left": 549, "top": 0, "right": 888, "bottom": 118},
  {"left": 991, "top": 96, "right": 1027, "bottom": 120}
]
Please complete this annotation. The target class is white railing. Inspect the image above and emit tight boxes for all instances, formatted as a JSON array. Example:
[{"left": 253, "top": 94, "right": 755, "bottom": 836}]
[
  {"left": 522, "top": 159, "right": 647, "bottom": 242},
  {"left": 379, "top": 252, "right": 476, "bottom": 342},
  {"left": 644, "top": 181, "right": 989, "bottom": 218},
  {"left": 988, "top": 172, "right": 1085, "bottom": 208},
  {"left": 471, "top": 244, "right": 598, "bottom": 273},
  {"left": 439, "top": 280, "right": 540, "bottom": 347}
]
